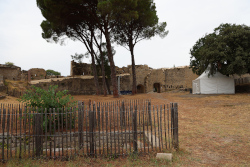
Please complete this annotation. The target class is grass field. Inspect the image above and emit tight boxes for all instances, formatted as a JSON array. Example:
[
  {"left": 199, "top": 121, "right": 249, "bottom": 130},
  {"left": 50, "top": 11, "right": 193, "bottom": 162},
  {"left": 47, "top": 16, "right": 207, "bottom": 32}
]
[{"left": 1, "top": 91, "right": 249, "bottom": 166}]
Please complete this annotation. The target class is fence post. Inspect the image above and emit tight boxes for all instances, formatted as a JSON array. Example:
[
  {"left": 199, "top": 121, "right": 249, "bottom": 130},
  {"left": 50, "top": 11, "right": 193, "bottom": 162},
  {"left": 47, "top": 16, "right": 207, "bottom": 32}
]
[
  {"left": 78, "top": 101, "right": 84, "bottom": 149},
  {"left": 148, "top": 101, "right": 152, "bottom": 126},
  {"left": 89, "top": 105, "right": 94, "bottom": 156},
  {"left": 133, "top": 106, "right": 138, "bottom": 153},
  {"left": 173, "top": 103, "right": 179, "bottom": 150},
  {"left": 1, "top": 108, "right": 6, "bottom": 162},
  {"left": 35, "top": 113, "right": 42, "bottom": 157},
  {"left": 121, "top": 101, "right": 125, "bottom": 126}
]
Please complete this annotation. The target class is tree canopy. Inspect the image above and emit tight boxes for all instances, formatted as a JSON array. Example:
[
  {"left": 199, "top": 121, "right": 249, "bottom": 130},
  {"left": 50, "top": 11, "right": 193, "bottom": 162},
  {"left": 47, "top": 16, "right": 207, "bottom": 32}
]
[
  {"left": 190, "top": 23, "right": 250, "bottom": 76},
  {"left": 46, "top": 69, "right": 61, "bottom": 76},
  {"left": 113, "top": 0, "right": 168, "bottom": 94},
  {"left": 37, "top": 0, "right": 167, "bottom": 97}
]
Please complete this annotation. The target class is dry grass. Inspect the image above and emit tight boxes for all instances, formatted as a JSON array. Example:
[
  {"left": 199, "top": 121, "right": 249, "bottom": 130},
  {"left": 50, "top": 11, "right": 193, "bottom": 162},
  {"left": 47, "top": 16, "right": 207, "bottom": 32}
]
[{"left": 1, "top": 91, "right": 250, "bottom": 166}]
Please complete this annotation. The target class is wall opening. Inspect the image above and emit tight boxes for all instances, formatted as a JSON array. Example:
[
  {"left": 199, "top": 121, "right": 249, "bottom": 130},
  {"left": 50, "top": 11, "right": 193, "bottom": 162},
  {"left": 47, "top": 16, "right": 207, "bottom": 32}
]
[
  {"left": 153, "top": 83, "right": 161, "bottom": 93},
  {"left": 137, "top": 84, "right": 145, "bottom": 94}
]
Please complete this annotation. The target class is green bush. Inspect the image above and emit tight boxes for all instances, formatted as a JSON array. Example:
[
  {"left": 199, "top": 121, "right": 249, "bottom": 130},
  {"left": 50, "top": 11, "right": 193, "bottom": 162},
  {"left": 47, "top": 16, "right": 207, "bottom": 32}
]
[
  {"left": 18, "top": 85, "right": 77, "bottom": 132},
  {"left": 5, "top": 62, "right": 14, "bottom": 66}
]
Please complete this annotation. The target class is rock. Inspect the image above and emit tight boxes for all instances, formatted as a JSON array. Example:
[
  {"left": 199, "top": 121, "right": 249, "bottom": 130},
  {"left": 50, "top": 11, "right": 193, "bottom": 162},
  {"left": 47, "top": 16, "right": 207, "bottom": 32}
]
[{"left": 156, "top": 153, "right": 172, "bottom": 161}]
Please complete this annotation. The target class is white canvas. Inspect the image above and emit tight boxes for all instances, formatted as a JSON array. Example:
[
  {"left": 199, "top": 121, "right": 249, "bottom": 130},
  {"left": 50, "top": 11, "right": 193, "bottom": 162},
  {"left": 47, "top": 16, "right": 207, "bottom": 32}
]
[{"left": 192, "top": 70, "right": 235, "bottom": 94}]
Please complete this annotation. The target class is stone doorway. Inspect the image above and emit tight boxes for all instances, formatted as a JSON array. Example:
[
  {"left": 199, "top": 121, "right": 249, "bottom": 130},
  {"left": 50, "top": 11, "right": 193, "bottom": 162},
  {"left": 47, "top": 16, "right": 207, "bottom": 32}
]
[
  {"left": 153, "top": 83, "right": 161, "bottom": 93},
  {"left": 137, "top": 84, "right": 145, "bottom": 93}
]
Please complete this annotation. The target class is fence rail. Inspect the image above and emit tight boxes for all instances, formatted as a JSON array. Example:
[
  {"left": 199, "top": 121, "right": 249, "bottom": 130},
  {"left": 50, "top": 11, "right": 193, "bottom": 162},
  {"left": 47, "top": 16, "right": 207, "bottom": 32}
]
[{"left": 0, "top": 100, "right": 178, "bottom": 161}]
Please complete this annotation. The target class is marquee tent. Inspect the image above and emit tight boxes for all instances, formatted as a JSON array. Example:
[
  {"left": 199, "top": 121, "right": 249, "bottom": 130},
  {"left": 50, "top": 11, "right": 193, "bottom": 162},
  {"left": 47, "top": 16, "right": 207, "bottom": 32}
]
[{"left": 192, "top": 70, "right": 235, "bottom": 94}]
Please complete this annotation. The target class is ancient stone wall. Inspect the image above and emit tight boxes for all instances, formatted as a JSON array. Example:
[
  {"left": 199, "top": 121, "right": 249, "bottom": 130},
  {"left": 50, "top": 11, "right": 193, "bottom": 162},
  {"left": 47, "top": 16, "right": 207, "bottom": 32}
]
[
  {"left": 146, "top": 69, "right": 165, "bottom": 93},
  {"left": 0, "top": 75, "right": 4, "bottom": 86},
  {"left": 45, "top": 75, "right": 64, "bottom": 79},
  {"left": 33, "top": 77, "right": 105, "bottom": 95},
  {"left": 165, "top": 66, "right": 198, "bottom": 89},
  {"left": 70, "top": 61, "right": 198, "bottom": 94},
  {"left": 120, "top": 75, "right": 131, "bottom": 91},
  {"left": 29, "top": 68, "right": 46, "bottom": 80},
  {"left": 231, "top": 74, "right": 250, "bottom": 85},
  {"left": 184, "top": 67, "right": 199, "bottom": 88},
  {"left": 70, "top": 60, "right": 92, "bottom": 76},
  {"left": 0, "top": 64, "right": 21, "bottom": 81},
  {"left": 21, "top": 70, "right": 28, "bottom": 81}
]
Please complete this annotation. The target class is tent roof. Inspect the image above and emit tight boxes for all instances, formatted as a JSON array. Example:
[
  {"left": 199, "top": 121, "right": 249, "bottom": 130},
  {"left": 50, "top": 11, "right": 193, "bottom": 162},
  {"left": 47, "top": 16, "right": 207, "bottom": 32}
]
[{"left": 195, "top": 70, "right": 230, "bottom": 80}]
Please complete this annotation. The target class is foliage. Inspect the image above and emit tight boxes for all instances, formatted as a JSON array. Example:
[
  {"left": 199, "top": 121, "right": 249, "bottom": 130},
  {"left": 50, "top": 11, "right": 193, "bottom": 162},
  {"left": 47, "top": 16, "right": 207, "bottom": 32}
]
[
  {"left": 37, "top": 0, "right": 102, "bottom": 95},
  {"left": 190, "top": 23, "right": 250, "bottom": 76},
  {"left": 71, "top": 53, "right": 89, "bottom": 63},
  {"left": 114, "top": 0, "right": 168, "bottom": 47},
  {"left": 18, "top": 85, "right": 77, "bottom": 131},
  {"left": 95, "top": 42, "right": 114, "bottom": 78},
  {"left": 36, "top": 0, "right": 166, "bottom": 97},
  {"left": 46, "top": 69, "right": 61, "bottom": 76},
  {"left": 5, "top": 62, "right": 14, "bottom": 66},
  {"left": 112, "top": 0, "right": 168, "bottom": 94}
]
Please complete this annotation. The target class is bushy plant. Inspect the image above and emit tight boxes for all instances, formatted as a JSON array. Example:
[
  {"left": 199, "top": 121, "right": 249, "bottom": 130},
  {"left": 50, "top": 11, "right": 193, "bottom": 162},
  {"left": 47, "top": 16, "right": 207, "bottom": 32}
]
[
  {"left": 5, "top": 62, "right": 14, "bottom": 66},
  {"left": 18, "top": 85, "right": 77, "bottom": 132}
]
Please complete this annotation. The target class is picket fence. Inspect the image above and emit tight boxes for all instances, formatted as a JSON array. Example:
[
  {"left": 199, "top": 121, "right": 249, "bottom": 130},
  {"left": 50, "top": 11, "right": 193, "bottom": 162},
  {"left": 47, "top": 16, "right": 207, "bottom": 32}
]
[{"left": 0, "top": 100, "right": 178, "bottom": 161}]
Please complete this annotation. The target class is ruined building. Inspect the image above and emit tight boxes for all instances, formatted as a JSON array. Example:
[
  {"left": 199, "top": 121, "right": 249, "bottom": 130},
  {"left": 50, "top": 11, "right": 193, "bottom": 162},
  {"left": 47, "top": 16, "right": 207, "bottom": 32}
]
[
  {"left": 68, "top": 61, "right": 199, "bottom": 94},
  {"left": 2, "top": 61, "right": 250, "bottom": 96}
]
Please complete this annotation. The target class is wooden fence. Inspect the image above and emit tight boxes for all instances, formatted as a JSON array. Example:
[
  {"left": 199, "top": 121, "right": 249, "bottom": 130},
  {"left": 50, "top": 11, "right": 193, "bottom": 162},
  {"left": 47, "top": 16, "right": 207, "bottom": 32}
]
[{"left": 0, "top": 100, "right": 178, "bottom": 161}]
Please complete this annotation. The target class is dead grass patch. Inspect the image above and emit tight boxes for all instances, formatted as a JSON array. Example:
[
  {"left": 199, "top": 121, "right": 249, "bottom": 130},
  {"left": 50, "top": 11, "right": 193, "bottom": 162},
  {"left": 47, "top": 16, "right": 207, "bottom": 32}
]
[{"left": 1, "top": 91, "right": 250, "bottom": 166}]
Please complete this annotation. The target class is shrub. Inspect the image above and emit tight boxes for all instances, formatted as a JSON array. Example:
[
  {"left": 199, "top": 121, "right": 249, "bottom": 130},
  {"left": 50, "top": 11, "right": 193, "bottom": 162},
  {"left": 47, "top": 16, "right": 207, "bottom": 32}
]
[
  {"left": 5, "top": 62, "right": 14, "bottom": 66},
  {"left": 18, "top": 85, "right": 77, "bottom": 132}
]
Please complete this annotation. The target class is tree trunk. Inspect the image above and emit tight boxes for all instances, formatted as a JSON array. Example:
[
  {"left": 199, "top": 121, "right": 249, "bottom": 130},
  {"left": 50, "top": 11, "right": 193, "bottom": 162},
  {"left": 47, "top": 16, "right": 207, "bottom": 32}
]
[
  {"left": 90, "top": 30, "right": 101, "bottom": 95},
  {"left": 93, "top": 32, "right": 108, "bottom": 96},
  {"left": 104, "top": 25, "right": 119, "bottom": 98},
  {"left": 129, "top": 43, "right": 137, "bottom": 95},
  {"left": 105, "top": 77, "right": 112, "bottom": 95},
  {"left": 101, "top": 52, "right": 107, "bottom": 96}
]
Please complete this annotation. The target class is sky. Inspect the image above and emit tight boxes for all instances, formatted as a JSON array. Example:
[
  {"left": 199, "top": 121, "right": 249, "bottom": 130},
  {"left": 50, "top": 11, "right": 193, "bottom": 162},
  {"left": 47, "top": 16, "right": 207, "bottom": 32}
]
[{"left": 0, "top": 0, "right": 250, "bottom": 76}]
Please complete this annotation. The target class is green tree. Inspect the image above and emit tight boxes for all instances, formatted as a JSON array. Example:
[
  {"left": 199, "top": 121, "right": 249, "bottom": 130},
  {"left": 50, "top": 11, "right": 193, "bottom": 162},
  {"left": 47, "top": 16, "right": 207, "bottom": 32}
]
[
  {"left": 95, "top": 42, "right": 114, "bottom": 95},
  {"left": 37, "top": 0, "right": 101, "bottom": 95},
  {"left": 113, "top": 0, "right": 168, "bottom": 94},
  {"left": 46, "top": 69, "right": 61, "bottom": 76},
  {"left": 71, "top": 53, "right": 89, "bottom": 63},
  {"left": 190, "top": 23, "right": 250, "bottom": 76},
  {"left": 97, "top": 0, "right": 142, "bottom": 97}
]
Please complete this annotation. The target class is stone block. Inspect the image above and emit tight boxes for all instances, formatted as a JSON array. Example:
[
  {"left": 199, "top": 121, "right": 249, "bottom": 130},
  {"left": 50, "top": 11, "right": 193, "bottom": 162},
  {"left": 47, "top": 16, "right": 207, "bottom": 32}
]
[{"left": 156, "top": 153, "right": 172, "bottom": 161}]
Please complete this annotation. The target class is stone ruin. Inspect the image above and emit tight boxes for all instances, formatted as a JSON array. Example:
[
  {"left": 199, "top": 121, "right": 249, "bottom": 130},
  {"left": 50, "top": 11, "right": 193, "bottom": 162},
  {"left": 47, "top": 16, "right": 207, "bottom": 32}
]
[
  {"left": 1, "top": 61, "right": 250, "bottom": 96},
  {"left": 68, "top": 61, "right": 199, "bottom": 94}
]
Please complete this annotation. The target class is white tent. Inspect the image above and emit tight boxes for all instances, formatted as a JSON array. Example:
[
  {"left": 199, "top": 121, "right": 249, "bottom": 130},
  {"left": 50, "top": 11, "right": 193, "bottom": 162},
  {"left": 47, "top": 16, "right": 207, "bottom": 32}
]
[{"left": 192, "top": 70, "right": 235, "bottom": 94}]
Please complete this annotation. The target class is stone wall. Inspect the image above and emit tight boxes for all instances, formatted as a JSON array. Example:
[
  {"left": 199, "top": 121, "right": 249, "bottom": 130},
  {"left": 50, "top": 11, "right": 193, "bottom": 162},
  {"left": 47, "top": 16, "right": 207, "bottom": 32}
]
[
  {"left": 33, "top": 77, "right": 105, "bottom": 95},
  {"left": 0, "top": 75, "right": 4, "bottom": 86},
  {"left": 0, "top": 64, "right": 22, "bottom": 81},
  {"left": 146, "top": 69, "right": 165, "bottom": 93},
  {"left": 70, "top": 60, "right": 92, "bottom": 76},
  {"left": 70, "top": 61, "right": 199, "bottom": 94},
  {"left": 231, "top": 74, "right": 250, "bottom": 85},
  {"left": 21, "top": 70, "right": 28, "bottom": 81},
  {"left": 29, "top": 68, "right": 46, "bottom": 80},
  {"left": 165, "top": 66, "right": 197, "bottom": 89}
]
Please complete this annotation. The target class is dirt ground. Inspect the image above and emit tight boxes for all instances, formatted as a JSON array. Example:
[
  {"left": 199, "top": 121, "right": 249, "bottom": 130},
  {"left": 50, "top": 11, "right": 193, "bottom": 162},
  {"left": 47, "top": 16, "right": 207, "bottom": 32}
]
[{"left": 1, "top": 91, "right": 250, "bottom": 166}]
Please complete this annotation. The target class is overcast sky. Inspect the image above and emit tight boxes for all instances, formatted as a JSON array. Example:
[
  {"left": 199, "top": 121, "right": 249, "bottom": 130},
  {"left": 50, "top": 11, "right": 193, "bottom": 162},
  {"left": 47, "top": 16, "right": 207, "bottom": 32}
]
[{"left": 1, "top": 0, "right": 250, "bottom": 76}]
